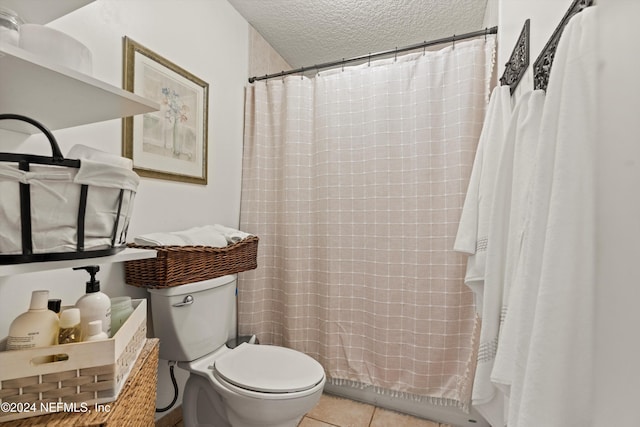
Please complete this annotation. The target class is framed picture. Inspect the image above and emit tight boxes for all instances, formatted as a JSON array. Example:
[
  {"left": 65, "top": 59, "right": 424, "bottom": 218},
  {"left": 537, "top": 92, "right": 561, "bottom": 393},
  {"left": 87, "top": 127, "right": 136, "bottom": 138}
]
[{"left": 122, "top": 36, "right": 209, "bottom": 184}]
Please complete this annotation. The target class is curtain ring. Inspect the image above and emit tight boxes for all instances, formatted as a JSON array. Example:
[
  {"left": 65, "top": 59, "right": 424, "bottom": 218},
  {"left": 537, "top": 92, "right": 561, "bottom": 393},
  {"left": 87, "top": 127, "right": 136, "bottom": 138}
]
[
  {"left": 423, "top": 42, "right": 426, "bottom": 56},
  {"left": 368, "top": 53, "right": 371, "bottom": 67},
  {"left": 342, "top": 59, "right": 345, "bottom": 72},
  {"left": 394, "top": 47, "right": 398, "bottom": 62},
  {"left": 452, "top": 34, "right": 456, "bottom": 48},
  {"left": 280, "top": 71, "right": 285, "bottom": 81}
]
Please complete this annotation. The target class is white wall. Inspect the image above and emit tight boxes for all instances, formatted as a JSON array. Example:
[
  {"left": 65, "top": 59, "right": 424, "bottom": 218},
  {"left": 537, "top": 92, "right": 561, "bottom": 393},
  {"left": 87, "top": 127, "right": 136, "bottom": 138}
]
[
  {"left": 0, "top": 0, "right": 249, "bottom": 415},
  {"left": 595, "top": 1, "right": 640, "bottom": 424},
  {"left": 482, "top": 0, "right": 499, "bottom": 28},
  {"left": 248, "top": 26, "right": 291, "bottom": 78}
]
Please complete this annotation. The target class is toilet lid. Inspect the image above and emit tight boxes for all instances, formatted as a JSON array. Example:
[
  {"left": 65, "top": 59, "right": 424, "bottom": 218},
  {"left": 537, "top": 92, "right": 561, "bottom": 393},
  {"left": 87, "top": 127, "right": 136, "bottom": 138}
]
[{"left": 214, "top": 343, "right": 325, "bottom": 393}]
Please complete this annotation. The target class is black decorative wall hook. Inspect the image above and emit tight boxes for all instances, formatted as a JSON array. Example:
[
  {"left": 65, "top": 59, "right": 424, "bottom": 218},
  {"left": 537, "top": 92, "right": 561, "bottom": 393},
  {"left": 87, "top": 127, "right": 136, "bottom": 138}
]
[
  {"left": 533, "top": 0, "right": 594, "bottom": 91},
  {"left": 500, "top": 19, "right": 530, "bottom": 95}
]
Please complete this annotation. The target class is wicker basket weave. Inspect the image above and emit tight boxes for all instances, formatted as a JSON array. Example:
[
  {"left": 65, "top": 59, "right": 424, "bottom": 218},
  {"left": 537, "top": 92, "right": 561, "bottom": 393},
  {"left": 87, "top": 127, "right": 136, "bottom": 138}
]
[
  {"left": 0, "top": 339, "right": 159, "bottom": 427},
  {"left": 124, "top": 235, "right": 259, "bottom": 288}
]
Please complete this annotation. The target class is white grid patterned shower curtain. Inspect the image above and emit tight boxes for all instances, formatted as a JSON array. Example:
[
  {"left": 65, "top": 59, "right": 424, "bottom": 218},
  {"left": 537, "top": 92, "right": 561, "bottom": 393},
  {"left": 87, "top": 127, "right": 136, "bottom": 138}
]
[{"left": 239, "top": 38, "right": 495, "bottom": 409}]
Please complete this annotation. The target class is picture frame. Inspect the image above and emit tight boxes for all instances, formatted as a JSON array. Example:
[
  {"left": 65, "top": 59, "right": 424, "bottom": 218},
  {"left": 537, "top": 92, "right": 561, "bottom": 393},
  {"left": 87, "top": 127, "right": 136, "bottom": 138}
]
[{"left": 122, "top": 36, "right": 209, "bottom": 184}]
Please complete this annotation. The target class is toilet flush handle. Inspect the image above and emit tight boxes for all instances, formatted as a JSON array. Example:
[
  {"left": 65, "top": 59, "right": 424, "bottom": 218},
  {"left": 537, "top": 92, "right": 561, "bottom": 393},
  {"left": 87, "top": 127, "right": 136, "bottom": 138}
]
[{"left": 172, "top": 295, "right": 194, "bottom": 307}]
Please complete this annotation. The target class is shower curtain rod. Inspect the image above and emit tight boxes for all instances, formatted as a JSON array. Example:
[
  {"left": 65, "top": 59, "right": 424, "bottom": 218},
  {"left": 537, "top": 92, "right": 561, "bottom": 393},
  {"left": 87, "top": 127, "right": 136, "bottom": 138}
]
[{"left": 248, "top": 26, "right": 498, "bottom": 83}]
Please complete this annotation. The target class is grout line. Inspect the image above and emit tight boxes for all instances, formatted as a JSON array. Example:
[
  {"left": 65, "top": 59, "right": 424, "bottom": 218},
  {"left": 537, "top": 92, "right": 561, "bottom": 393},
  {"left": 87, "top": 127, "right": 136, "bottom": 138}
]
[
  {"left": 368, "top": 406, "right": 378, "bottom": 427},
  {"left": 302, "top": 415, "right": 342, "bottom": 427}
]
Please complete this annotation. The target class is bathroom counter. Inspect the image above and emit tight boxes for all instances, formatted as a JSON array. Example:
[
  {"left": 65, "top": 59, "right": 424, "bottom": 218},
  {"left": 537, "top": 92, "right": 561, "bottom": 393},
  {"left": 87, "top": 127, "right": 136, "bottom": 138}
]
[{"left": 0, "top": 338, "right": 160, "bottom": 427}]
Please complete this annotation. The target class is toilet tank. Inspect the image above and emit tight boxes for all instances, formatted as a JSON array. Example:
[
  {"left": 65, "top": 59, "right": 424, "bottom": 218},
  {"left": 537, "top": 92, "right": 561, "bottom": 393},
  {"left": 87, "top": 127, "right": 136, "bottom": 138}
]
[{"left": 148, "top": 274, "right": 236, "bottom": 361}]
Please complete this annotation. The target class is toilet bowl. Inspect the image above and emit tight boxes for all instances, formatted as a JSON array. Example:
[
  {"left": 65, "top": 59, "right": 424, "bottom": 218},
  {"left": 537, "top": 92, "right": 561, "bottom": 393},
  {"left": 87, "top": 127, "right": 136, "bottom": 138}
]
[
  {"left": 181, "top": 343, "right": 325, "bottom": 427},
  {"left": 148, "top": 275, "right": 326, "bottom": 427}
]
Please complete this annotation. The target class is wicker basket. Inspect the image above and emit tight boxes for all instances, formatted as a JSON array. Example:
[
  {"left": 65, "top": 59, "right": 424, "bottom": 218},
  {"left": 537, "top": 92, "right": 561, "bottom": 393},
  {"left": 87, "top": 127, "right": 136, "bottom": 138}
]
[
  {"left": 0, "top": 339, "right": 159, "bottom": 427},
  {"left": 124, "top": 235, "right": 259, "bottom": 288},
  {"left": 0, "top": 300, "right": 147, "bottom": 422}
]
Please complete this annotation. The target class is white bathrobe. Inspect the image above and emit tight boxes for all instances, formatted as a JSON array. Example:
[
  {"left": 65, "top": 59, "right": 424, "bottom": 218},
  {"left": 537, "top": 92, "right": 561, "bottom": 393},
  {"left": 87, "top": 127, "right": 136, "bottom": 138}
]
[
  {"left": 454, "top": 85, "right": 513, "bottom": 309},
  {"left": 503, "top": 7, "right": 598, "bottom": 426},
  {"left": 489, "top": 89, "right": 545, "bottom": 395},
  {"left": 470, "top": 90, "right": 547, "bottom": 427},
  {"left": 454, "top": 84, "right": 513, "bottom": 426}
]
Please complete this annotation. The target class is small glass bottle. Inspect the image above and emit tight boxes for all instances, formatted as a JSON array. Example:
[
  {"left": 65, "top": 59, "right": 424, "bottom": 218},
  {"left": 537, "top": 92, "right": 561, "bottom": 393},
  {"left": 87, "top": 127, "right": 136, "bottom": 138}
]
[
  {"left": 58, "top": 308, "right": 81, "bottom": 344},
  {"left": 55, "top": 308, "right": 81, "bottom": 361}
]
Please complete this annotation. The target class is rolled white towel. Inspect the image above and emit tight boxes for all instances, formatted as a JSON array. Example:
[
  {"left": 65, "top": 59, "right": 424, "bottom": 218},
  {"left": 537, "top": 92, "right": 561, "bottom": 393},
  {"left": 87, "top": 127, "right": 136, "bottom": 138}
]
[
  {"left": 134, "top": 226, "right": 227, "bottom": 247},
  {"left": 133, "top": 233, "right": 190, "bottom": 246},
  {"left": 173, "top": 226, "right": 228, "bottom": 247},
  {"left": 212, "top": 224, "right": 254, "bottom": 244}
]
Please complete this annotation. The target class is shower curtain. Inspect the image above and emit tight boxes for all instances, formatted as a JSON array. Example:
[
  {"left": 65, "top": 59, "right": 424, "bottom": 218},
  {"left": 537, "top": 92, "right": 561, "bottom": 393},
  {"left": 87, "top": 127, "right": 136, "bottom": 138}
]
[{"left": 239, "top": 38, "right": 495, "bottom": 409}]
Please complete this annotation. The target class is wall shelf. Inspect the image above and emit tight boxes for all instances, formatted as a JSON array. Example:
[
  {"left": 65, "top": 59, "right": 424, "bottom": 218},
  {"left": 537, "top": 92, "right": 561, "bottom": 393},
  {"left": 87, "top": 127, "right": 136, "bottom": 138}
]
[
  {"left": 0, "top": 1, "right": 159, "bottom": 277},
  {"left": 0, "top": 44, "right": 159, "bottom": 134},
  {"left": 0, "top": 0, "right": 95, "bottom": 25},
  {"left": 0, "top": 248, "right": 157, "bottom": 277},
  {"left": 0, "top": 0, "right": 158, "bottom": 134}
]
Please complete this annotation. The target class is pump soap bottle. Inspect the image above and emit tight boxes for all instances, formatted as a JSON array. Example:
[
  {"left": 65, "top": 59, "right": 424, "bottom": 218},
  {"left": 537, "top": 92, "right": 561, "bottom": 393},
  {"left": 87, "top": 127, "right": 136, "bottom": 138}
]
[
  {"left": 7, "top": 290, "right": 59, "bottom": 350},
  {"left": 74, "top": 266, "right": 111, "bottom": 340}
]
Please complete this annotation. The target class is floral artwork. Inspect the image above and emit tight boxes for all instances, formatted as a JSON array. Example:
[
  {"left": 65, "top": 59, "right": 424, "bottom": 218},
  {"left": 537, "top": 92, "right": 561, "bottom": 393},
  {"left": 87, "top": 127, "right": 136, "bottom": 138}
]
[
  {"left": 122, "top": 37, "right": 209, "bottom": 184},
  {"left": 162, "top": 88, "right": 189, "bottom": 154},
  {"left": 137, "top": 69, "right": 198, "bottom": 161}
]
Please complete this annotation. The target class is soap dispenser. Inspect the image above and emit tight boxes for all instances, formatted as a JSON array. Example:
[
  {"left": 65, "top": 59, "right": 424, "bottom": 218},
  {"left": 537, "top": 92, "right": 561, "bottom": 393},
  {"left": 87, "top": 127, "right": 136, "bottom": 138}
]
[{"left": 74, "top": 265, "right": 111, "bottom": 339}]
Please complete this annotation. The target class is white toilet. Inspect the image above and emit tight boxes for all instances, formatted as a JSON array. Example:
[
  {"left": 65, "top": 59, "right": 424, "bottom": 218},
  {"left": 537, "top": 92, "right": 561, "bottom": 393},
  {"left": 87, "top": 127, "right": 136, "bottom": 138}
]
[{"left": 148, "top": 274, "right": 326, "bottom": 427}]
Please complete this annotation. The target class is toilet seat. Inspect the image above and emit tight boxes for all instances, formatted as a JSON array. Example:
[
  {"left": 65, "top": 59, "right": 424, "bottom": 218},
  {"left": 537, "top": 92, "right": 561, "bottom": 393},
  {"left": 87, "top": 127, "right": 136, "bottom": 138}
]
[{"left": 213, "top": 343, "right": 325, "bottom": 394}]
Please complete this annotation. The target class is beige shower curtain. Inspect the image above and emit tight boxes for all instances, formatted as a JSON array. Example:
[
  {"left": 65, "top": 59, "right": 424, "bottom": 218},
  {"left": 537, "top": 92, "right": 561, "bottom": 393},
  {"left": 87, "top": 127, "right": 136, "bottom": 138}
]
[{"left": 239, "top": 38, "right": 495, "bottom": 409}]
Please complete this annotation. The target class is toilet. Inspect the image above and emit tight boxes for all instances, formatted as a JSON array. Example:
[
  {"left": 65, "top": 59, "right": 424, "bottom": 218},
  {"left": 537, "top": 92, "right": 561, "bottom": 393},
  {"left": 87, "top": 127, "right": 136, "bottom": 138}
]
[{"left": 148, "top": 274, "right": 326, "bottom": 427}]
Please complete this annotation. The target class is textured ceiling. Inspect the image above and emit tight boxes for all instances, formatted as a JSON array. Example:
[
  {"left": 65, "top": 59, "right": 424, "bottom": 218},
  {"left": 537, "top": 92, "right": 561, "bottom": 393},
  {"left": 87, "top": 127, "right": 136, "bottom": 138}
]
[{"left": 227, "top": 0, "right": 489, "bottom": 69}]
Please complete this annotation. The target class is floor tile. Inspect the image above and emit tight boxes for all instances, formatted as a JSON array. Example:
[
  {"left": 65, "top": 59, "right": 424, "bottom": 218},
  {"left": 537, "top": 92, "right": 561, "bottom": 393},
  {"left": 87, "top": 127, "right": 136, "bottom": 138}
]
[
  {"left": 370, "top": 407, "right": 440, "bottom": 427},
  {"left": 298, "top": 416, "right": 339, "bottom": 427},
  {"left": 305, "top": 393, "right": 375, "bottom": 427}
]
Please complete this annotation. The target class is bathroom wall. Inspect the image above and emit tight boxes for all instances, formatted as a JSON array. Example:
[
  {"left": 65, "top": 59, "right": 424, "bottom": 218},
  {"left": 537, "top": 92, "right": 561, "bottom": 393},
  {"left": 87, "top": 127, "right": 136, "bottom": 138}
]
[
  {"left": 248, "top": 25, "right": 291, "bottom": 78},
  {"left": 595, "top": 1, "right": 640, "bottom": 424},
  {"left": 0, "top": 0, "right": 249, "bottom": 415},
  {"left": 482, "top": 0, "right": 499, "bottom": 28}
]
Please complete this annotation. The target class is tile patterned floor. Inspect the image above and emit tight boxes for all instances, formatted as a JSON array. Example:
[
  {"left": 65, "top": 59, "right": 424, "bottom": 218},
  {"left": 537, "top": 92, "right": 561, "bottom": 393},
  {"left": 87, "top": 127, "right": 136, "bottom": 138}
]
[
  {"left": 156, "top": 393, "right": 452, "bottom": 427},
  {"left": 300, "top": 393, "right": 452, "bottom": 427}
]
